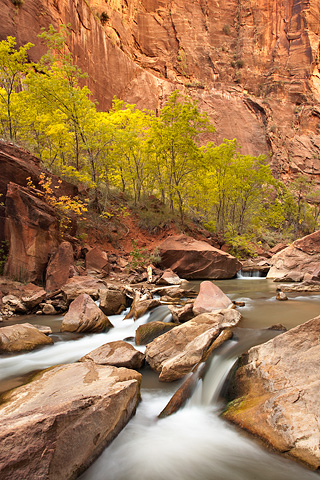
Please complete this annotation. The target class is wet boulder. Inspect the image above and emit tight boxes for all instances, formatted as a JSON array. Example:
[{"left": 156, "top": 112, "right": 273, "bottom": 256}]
[
  {"left": 0, "top": 363, "right": 141, "bottom": 480},
  {"left": 80, "top": 340, "right": 145, "bottom": 369},
  {"left": 224, "top": 315, "right": 320, "bottom": 469},
  {"left": 158, "top": 234, "right": 241, "bottom": 279},
  {"left": 193, "top": 281, "right": 233, "bottom": 315},
  {"left": 145, "top": 309, "right": 241, "bottom": 381},
  {"left": 61, "top": 293, "right": 112, "bottom": 333},
  {"left": 0, "top": 323, "right": 53, "bottom": 353}
]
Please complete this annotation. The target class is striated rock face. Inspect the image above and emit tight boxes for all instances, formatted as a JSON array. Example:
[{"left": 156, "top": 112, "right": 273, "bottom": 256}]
[
  {"left": 0, "top": 362, "right": 141, "bottom": 480},
  {"left": 4, "top": 183, "right": 60, "bottom": 284},
  {"left": 267, "top": 230, "right": 320, "bottom": 280},
  {"left": 1, "top": 1, "right": 320, "bottom": 182},
  {"left": 224, "top": 315, "right": 320, "bottom": 469},
  {"left": 159, "top": 235, "right": 242, "bottom": 279}
]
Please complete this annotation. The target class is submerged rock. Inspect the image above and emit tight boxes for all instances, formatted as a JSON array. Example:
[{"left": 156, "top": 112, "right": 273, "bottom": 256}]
[
  {"left": 158, "top": 234, "right": 242, "bottom": 279},
  {"left": 61, "top": 293, "right": 112, "bottom": 333},
  {"left": 80, "top": 340, "right": 145, "bottom": 369},
  {"left": 0, "top": 323, "right": 53, "bottom": 353},
  {"left": 224, "top": 315, "right": 320, "bottom": 469},
  {"left": 0, "top": 363, "right": 141, "bottom": 480}
]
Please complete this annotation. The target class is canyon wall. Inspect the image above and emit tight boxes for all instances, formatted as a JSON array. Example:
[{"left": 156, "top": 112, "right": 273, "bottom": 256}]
[{"left": 1, "top": 0, "right": 320, "bottom": 182}]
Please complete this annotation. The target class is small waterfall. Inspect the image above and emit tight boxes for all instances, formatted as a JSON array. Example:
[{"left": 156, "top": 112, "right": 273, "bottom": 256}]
[
  {"left": 237, "top": 269, "right": 267, "bottom": 279},
  {"left": 80, "top": 328, "right": 319, "bottom": 480}
]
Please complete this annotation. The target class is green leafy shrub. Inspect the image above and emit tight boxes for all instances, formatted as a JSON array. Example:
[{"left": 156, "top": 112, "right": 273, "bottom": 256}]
[{"left": 127, "top": 240, "right": 161, "bottom": 271}]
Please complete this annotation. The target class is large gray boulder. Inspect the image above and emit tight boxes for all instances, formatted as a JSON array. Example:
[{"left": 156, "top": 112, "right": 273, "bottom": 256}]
[
  {"left": 0, "top": 363, "right": 141, "bottom": 480},
  {"left": 224, "top": 315, "right": 320, "bottom": 469},
  {"left": 158, "top": 234, "right": 242, "bottom": 279}
]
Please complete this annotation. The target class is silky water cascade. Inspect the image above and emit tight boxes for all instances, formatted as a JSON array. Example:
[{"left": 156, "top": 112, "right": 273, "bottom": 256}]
[{"left": 0, "top": 278, "right": 319, "bottom": 480}]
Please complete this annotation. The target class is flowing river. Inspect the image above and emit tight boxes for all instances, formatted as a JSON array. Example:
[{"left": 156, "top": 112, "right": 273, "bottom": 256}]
[{"left": 1, "top": 277, "right": 320, "bottom": 479}]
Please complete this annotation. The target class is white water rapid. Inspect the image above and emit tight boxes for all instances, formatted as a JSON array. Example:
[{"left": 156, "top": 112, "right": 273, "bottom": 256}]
[
  {"left": 0, "top": 279, "right": 319, "bottom": 480},
  {"left": 80, "top": 329, "right": 319, "bottom": 480}
]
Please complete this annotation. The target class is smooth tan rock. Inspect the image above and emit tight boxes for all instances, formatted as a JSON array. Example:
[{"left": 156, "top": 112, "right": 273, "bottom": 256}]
[
  {"left": 0, "top": 323, "right": 53, "bottom": 353},
  {"left": 224, "top": 315, "right": 320, "bottom": 469},
  {"left": 145, "top": 309, "right": 241, "bottom": 381},
  {"left": 42, "top": 303, "right": 57, "bottom": 315},
  {"left": 80, "top": 340, "right": 145, "bottom": 369},
  {"left": 193, "top": 281, "right": 233, "bottom": 315},
  {"left": 61, "top": 293, "right": 112, "bottom": 333},
  {"left": 267, "top": 231, "right": 320, "bottom": 280},
  {"left": 159, "top": 235, "right": 242, "bottom": 279},
  {"left": 45, "top": 241, "right": 75, "bottom": 292},
  {"left": 0, "top": 362, "right": 141, "bottom": 480}
]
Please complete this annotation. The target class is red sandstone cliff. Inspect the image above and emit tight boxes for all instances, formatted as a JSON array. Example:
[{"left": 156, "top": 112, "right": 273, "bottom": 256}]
[{"left": 1, "top": 0, "right": 320, "bottom": 182}]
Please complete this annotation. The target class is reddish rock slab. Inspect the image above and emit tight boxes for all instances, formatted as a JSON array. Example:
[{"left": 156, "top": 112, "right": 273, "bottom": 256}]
[
  {"left": 99, "top": 288, "right": 127, "bottom": 316},
  {"left": 80, "top": 340, "right": 145, "bottom": 369},
  {"left": 224, "top": 315, "right": 320, "bottom": 469},
  {"left": 45, "top": 241, "right": 75, "bottom": 292},
  {"left": 0, "top": 363, "right": 141, "bottom": 480},
  {"left": 85, "top": 246, "right": 110, "bottom": 275},
  {"left": 61, "top": 293, "right": 113, "bottom": 333},
  {"left": 61, "top": 276, "right": 108, "bottom": 303},
  {"left": 158, "top": 235, "right": 242, "bottom": 279},
  {"left": 0, "top": 323, "right": 53, "bottom": 353},
  {"left": 193, "top": 281, "right": 233, "bottom": 315}
]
